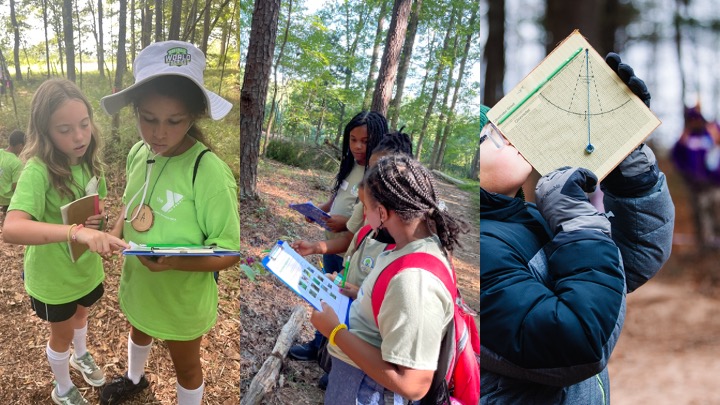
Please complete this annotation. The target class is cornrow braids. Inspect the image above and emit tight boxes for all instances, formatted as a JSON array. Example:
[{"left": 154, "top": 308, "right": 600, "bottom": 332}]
[
  {"left": 372, "top": 130, "right": 413, "bottom": 157},
  {"left": 332, "top": 111, "right": 388, "bottom": 196},
  {"left": 364, "top": 155, "right": 469, "bottom": 252}
]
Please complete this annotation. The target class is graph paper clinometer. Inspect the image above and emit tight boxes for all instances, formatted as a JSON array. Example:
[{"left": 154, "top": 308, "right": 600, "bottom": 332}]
[{"left": 486, "top": 30, "right": 661, "bottom": 180}]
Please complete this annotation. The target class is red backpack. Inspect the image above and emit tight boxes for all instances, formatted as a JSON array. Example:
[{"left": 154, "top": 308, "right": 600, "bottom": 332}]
[{"left": 371, "top": 252, "right": 480, "bottom": 405}]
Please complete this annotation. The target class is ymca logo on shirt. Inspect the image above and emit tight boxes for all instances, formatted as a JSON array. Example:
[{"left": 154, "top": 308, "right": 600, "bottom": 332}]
[{"left": 159, "top": 189, "right": 184, "bottom": 213}]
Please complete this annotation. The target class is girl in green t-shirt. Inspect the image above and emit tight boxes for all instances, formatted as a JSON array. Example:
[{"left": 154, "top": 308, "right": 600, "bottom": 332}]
[
  {"left": 98, "top": 40, "right": 240, "bottom": 405},
  {"left": 3, "top": 78, "right": 130, "bottom": 405},
  {"left": 310, "top": 155, "right": 469, "bottom": 404}
]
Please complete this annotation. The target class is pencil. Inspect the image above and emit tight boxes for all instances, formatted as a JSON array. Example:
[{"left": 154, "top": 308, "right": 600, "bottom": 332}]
[{"left": 498, "top": 46, "right": 584, "bottom": 125}]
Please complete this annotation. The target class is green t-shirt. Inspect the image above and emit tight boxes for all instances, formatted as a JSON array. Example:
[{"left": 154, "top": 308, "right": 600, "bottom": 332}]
[
  {"left": 328, "top": 235, "right": 454, "bottom": 370},
  {"left": 8, "top": 158, "right": 108, "bottom": 304},
  {"left": 120, "top": 141, "right": 240, "bottom": 341},
  {"left": 0, "top": 149, "right": 23, "bottom": 206}
]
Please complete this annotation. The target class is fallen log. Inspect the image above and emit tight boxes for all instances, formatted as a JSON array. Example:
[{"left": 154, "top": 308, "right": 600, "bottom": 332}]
[
  {"left": 241, "top": 305, "right": 307, "bottom": 405},
  {"left": 432, "top": 169, "right": 466, "bottom": 186}
]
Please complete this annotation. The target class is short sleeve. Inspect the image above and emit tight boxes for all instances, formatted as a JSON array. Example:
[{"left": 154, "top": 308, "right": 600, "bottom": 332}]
[{"left": 9, "top": 161, "right": 48, "bottom": 220}]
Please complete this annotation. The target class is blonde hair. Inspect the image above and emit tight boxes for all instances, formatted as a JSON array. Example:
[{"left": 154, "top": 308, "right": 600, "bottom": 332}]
[{"left": 23, "top": 78, "right": 104, "bottom": 200}]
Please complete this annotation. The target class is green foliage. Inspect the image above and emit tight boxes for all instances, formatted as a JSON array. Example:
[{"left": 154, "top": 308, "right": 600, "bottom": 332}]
[
  {"left": 0, "top": 70, "right": 239, "bottom": 177},
  {"left": 265, "top": 138, "right": 338, "bottom": 172},
  {"left": 240, "top": 256, "right": 267, "bottom": 283}
]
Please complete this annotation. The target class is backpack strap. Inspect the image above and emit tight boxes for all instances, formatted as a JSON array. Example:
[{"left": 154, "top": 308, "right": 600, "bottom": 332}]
[
  {"left": 193, "top": 148, "right": 212, "bottom": 186},
  {"left": 371, "top": 252, "right": 456, "bottom": 326},
  {"left": 354, "top": 224, "right": 396, "bottom": 252}
]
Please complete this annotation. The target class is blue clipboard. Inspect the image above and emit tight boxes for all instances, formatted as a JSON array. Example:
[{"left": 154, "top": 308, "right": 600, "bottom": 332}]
[
  {"left": 123, "top": 244, "right": 241, "bottom": 256},
  {"left": 289, "top": 201, "right": 332, "bottom": 231}
]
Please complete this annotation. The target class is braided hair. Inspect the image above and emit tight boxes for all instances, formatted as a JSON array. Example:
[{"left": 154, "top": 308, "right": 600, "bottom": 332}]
[
  {"left": 363, "top": 155, "right": 468, "bottom": 252},
  {"left": 372, "top": 129, "right": 413, "bottom": 158},
  {"left": 333, "top": 111, "right": 388, "bottom": 196}
]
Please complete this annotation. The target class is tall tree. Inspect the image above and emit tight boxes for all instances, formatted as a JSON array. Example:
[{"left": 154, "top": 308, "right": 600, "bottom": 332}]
[
  {"left": 415, "top": 4, "right": 456, "bottom": 160},
  {"left": 75, "top": 0, "right": 83, "bottom": 86},
  {"left": 112, "top": 0, "right": 129, "bottom": 141},
  {"left": 370, "top": 0, "right": 413, "bottom": 117},
  {"left": 142, "top": 0, "right": 152, "bottom": 47},
  {"left": 362, "top": 0, "right": 389, "bottom": 110},
  {"left": 201, "top": 0, "right": 212, "bottom": 53},
  {"left": 435, "top": 4, "right": 478, "bottom": 169},
  {"left": 472, "top": 0, "right": 504, "bottom": 178},
  {"left": 10, "top": 0, "right": 22, "bottom": 81},
  {"left": 63, "top": 0, "right": 76, "bottom": 82},
  {"left": 262, "top": 0, "right": 293, "bottom": 157},
  {"left": 130, "top": 0, "right": 136, "bottom": 62},
  {"left": 169, "top": 0, "right": 183, "bottom": 39},
  {"left": 155, "top": 0, "right": 164, "bottom": 41},
  {"left": 429, "top": 30, "right": 460, "bottom": 168},
  {"left": 240, "top": 0, "right": 281, "bottom": 199},
  {"left": 42, "top": 0, "right": 51, "bottom": 77},
  {"left": 89, "top": 0, "right": 105, "bottom": 77},
  {"left": 389, "top": 0, "right": 422, "bottom": 129}
]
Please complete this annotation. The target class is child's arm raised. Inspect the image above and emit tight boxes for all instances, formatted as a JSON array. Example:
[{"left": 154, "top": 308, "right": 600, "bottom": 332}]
[{"left": 3, "top": 210, "right": 129, "bottom": 255}]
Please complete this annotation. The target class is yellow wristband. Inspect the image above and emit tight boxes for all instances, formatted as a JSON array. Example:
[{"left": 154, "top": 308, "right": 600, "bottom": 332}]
[
  {"left": 329, "top": 323, "right": 348, "bottom": 346},
  {"left": 67, "top": 224, "right": 77, "bottom": 243}
]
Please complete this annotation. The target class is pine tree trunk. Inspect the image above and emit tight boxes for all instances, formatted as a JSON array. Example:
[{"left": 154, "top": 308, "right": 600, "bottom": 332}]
[
  {"left": 142, "top": 0, "right": 152, "bottom": 47},
  {"left": 436, "top": 5, "right": 477, "bottom": 169},
  {"left": 429, "top": 33, "right": 459, "bottom": 168},
  {"left": 42, "top": 0, "right": 51, "bottom": 78},
  {"left": 262, "top": 0, "right": 292, "bottom": 156},
  {"left": 130, "top": 0, "right": 136, "bottom": 62},
  {"left": 168, "top": 0, "right": 182, "bottom": 39},
  {"left": 63, "top": 0, "right": 75, "bottom": 82},
  {"left": 415, "top": 5, "right": 456, "bottom": 160},
  {"left": 112, "top": 0, "right": 128, "bottom": 142},
  {"left": 10, "top": 0, "right": 23, "bottom": 81},
  {"left": 201, "top": 0, "right": 211, "bottom": 53},
  {"left": 389, "top": 0, "right": 422, "bottom": 129},
  {"left": 370, "top": 0, "right": 413, "bottom": 116},
  {"left": 362, "top": 0, "right": 389, "bottom": 111},
  {"left": 98, "top": 0, "right": 105, "bottom": 76},
  {"left": 240, "top": 0, "right": 281, "bottom": 199},
  {"left": 155, "top": 0, "right": 164, "bottom": 41}
]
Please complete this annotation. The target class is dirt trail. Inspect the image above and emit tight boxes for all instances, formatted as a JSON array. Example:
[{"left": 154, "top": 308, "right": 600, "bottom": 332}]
[{"left": 239, "top": 160, "right": 479, "bottom": 404}]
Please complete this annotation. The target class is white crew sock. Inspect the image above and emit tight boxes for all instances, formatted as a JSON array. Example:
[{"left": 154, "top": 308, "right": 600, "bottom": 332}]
[
  {"left": 177, "top": 381, "right": 204, "bottom": 405},
  {"left": 46, "top": 344, "right": 73, "bottom": 396},
  {"left": 127, "top": 334, "right": 152, "bottom": 385},
  {"left": 72, "top": 323, "right": 88, "bottom": 358}
]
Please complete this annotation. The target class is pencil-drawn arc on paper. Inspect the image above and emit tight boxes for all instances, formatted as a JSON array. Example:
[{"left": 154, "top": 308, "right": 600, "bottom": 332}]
[{"left": 540, "top": 94, "right": 632, "bottom": 116}]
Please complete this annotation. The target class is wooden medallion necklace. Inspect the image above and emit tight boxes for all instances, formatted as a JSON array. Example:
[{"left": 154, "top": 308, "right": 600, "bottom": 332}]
[{"left": 125, "top": 137, "right": 189, "bottom": 232}]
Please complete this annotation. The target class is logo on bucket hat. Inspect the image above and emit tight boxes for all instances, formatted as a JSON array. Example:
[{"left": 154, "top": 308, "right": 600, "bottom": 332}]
[{"left": 165, "top": 47, "right": 192, "bottom": 67}]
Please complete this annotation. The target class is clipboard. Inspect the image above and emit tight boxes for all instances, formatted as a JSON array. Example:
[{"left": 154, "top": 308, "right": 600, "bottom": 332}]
[
  {"left": 123, "top": 243, "right": 241, "bottom": 256},
  {"left": 289, "top": 201, "right": 332, "bottom": 231},
  {"left": 262, "top": 240, "right": 351, "bottom": 323}
]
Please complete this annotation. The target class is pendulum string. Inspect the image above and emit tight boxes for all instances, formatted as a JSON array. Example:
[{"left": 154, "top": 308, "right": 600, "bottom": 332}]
[{"left": 585, "top": 48, "right": 594, "bottom": 154}]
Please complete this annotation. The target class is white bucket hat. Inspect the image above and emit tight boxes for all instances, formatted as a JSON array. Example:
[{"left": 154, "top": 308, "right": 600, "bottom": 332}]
[{"left": 100, "top": 40, "right": 232, "bottom": 120}]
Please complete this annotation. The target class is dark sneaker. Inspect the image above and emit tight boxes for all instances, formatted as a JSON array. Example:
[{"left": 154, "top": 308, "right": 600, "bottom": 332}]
[
  {"left": 99, "top": 373, "right": 149, "bottom": 405},
  {"left": 288, "top": 342, "right": 319, "bottom": 361},
  {"left": 318, "top": 372, "right": 329, "bottom": 391}
]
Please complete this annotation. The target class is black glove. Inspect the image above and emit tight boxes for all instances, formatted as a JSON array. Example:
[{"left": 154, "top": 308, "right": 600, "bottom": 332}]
[
  {"left": 535, "top": 167, "right": 610, "bottom": 235},
  {"left": 605, "top": 52, "right": 650, "bottom": 107},
  {"left": 602, "top": 53, "right": 659, "bottom": 196}
]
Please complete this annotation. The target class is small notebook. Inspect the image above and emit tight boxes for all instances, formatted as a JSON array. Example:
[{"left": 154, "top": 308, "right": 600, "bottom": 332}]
[
  {"left": 262, "top": 240, "right": 351, "bottom": 322},
  {"left": 289, "top": 201, "right": 332, "bottom": 231},
  {"left": 60, "top": 194, "right": 99, "bottom": 263}
]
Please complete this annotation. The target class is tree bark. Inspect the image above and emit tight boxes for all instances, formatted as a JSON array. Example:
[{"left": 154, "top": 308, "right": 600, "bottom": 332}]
[
  {"left": 240, "top": 0, "right": 281, "bottom": 200},
  {"left": 75, "top": 0, "right": 83, "bottom": 86},
  {"left": 201, "top": 0, "right": 212, "bottom": 53},
  {"left": 429, "top": 31, "right": 459, "bottom": 168},
  {"left": 155, "top": 0, "right": 164, "bottom": 41},
  {"left": 42, "top": 0, "right": 51, "bottom": 78},
  {"left": 389, "top": 0, "right": 422, "bottom": 129},
  {"left": 362, "top": 0, "right": 389, "bottom": 111},
  {"left": 112, "top": 0, "right": 128, "bottom": 142},
  {"left": 262, "top": 0, "right": 293, "bottom": 157},
  {"left": 10, "top": 0, "right": 22, "bottom": 81},
  {"left": 168, "top": 0, "right": 182, "bottom": 39},
  {"left": 98, "top": 0, "right": 105, "bottom": 76},
  {"left": 142, "top": 0, "right": 152, "bottom": 48},
  {"left": 436, "top": 5, "right": 477, "bottom": 169},
  {"left": 370, "top": 0, "right": 413, "bottom": 116},
  {"left": 240, "top": 305, "right": 305, "bottom": 405},
  {"left": 415, "top": 5, "right": 456, "bottom": 160},
  {"left": 130, "top": 0, "right": 136, "bottom": 62},
  {"left": 63, "top": 0, "right": 75, "bottom": 82},
  {"left": 53, "top": 1, "right": 65, "bottom": 77}
]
